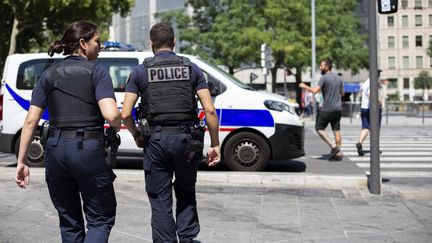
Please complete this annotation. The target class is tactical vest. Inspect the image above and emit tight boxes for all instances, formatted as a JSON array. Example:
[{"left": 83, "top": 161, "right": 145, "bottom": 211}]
[
  {"left": 44, "top": 60, "right": 104, "bottom": 128},
  {"left": 140, "top": 55, "right": 197, "bottom": 124}
]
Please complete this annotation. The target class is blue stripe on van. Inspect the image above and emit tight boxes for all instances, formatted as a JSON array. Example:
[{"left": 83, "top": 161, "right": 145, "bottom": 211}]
[
  {"left": 5, "top": 83, "right": 50, "bottom": 120},
  {"left": 220, "top": 109, "right": 273, "bottom": 127}
]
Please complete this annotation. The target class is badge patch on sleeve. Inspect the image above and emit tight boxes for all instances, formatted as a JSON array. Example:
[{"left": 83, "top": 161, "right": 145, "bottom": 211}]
[{"left": 148, "top": 66, "right": 190, "bottom": 82}]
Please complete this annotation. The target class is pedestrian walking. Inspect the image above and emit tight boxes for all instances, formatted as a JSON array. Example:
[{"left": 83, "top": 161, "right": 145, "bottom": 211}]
[
  {"left": 356, "top": 78, "right": 388, "bottom": 156},
  {"left": 15, "top": 21, "right": 121, "bottom": 242},
  {"left": 299, "top": 58, "right": 344, "bottom": 160},
  {"left": 121, "top": 22, "right": 221, "bottom": 243}
]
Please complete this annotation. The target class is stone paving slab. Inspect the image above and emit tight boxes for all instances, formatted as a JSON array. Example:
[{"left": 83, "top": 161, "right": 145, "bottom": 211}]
[{"left": 1, "top": 167, "right": 431, "bottom": 242}]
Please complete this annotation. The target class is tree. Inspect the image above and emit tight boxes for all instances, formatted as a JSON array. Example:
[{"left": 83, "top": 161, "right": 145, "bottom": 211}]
[
  {"left": 414, "top": 70, "right": 432, "bottom": 98},
  {"left": 160, "top": 0, "right": 368, "bottom": 106},
  {"left": 262, "top": 0, "right": 368, "bottom": 105},
  {"left": 0, "top": 0, "right": 134, "bottom": 74},
  {"left": 158, "top": 0, "right": 266, "bottom": 74}
]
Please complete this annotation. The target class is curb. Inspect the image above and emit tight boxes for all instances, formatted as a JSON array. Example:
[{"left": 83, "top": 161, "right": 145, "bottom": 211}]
[{"left": 3, "top": 167, "right": 367, "bottom": 189}]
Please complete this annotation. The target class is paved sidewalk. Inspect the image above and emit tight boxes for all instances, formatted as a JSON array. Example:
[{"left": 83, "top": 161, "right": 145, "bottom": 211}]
[{"left": 1, "top": 167, "right": 431, "bottom": 242}]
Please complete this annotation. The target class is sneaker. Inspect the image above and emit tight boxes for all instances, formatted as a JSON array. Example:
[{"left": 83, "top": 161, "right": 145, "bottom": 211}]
[
  {"left": 356, "top": 143, "right": 364, "bottom": 156},
  {"left": 329, "top": 146, "right": 340, "bottom": 160}
]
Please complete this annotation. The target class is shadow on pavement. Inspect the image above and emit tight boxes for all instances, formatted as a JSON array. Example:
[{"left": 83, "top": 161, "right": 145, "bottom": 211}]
[{"left": 116, "top": 157, "right": 306, "bottom": 173}]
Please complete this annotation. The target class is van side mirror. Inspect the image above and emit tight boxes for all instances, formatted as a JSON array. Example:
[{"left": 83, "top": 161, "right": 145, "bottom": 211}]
[{"left": 378, "top": 0, "right": 398, "bottom": 14}]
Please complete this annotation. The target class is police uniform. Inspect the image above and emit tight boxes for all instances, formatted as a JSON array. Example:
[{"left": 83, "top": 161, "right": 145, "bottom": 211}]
[
  {"left": 31, "top": 56, "right": 117, "bottom": 242},
  {"left": 126, "top": 51, "right": 208, "bottom": 243}
]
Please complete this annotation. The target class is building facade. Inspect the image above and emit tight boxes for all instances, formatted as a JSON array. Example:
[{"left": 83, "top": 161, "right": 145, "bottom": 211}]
[
  {"left": 379, "top": 0, "right": 432, "bottom": 101},
  {"left": 110, "top": 0, "right": 186, "bottom": 51}
]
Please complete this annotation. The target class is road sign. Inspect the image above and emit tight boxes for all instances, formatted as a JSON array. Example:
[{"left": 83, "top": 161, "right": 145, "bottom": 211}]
[{"left": 249, "top": 72, "right": 258, "bottom": 83}]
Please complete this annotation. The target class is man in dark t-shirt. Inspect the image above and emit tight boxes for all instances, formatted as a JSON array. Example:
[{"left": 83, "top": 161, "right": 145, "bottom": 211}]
[{"left": 299, "top": 59, "right": 344, "bottom": 160}]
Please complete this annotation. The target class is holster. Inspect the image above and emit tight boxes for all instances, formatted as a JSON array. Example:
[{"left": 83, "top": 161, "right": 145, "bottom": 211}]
[
  {"left": 138, "top": 118, "right": 151, "bottom": 143},
  {"left": 105, "top": 127, "right": 121, "bottom": 168},
  {"left": 39, "top": 121, "right": 50, "bottom": 147},
  {"left": 185, "top": 124, "right": 205, "bottom": 162}
]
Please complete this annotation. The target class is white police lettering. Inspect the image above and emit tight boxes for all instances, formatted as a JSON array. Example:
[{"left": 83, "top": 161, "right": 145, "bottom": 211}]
[{"left": 148, "top": 66, "right": 190, "bottom": 82}]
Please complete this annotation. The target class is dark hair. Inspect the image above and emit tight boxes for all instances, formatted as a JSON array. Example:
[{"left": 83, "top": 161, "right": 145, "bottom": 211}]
[
  {"left": 149, "top": 22, "right": 175, "bottom": 50},
  {"left": 321, "top": 58, "right": 333, "bottom": 70},
  {"left": 48, "top": 21, "right": 98, "bottom": 57}
]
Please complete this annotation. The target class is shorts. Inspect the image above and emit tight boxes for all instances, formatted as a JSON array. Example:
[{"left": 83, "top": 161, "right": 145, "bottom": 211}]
[
  {"left": 315, "top": 110, "right": 342, "bottom": 131},
  {"left": 360, "top": 108, "right": 382, "bottom": 129}
]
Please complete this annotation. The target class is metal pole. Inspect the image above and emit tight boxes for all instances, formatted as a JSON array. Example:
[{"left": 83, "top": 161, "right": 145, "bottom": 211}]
[
  {"left": 284, "top": 69, "right": 288, "bottom": 97},
  {"left": 368, "top": 0, "right": 381, "bottom": 195},
  {"left": 311, "top": 0, "right": 317, "bottom": 117},
  {"left": 423, "top": 89, "right": 425, "bottom": 124}
]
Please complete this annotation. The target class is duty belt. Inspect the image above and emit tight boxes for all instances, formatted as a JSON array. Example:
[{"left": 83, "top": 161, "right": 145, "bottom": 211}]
[
  {"left": 150, "top": 125, "right": 190, "bottom": 133},
  {"left": 49, "top": 129, "right": 104, "bottom": 139}
]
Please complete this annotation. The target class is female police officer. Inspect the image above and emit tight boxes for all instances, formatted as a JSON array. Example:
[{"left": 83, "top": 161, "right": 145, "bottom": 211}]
[{"left": 15, "top": 21, "right": 121, "bottom": 242}]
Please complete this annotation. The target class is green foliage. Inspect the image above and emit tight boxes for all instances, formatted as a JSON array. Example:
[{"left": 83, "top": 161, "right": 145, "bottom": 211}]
[
  {"left": 0, "top": 0, "right": 134, "bottom": 75},
  {"left": 160, "top": 0, "right": 368, "bottom": 100},
  {"left": 414, "top": 70, "right": 432, "bottom": 90}
]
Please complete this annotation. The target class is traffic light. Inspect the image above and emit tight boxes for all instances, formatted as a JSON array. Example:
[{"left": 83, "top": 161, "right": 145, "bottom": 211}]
[{"left": 261, "top": 43, "right": 273, "bottom": 75}]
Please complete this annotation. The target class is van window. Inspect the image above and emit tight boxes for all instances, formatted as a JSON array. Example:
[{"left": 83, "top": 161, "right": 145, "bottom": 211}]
[
  {"left": 16, "top": 58, "right": 138, "bottom": 91},
  {"left": 17, "top": 59, "right": 61, "bottom": 90},
  {"left": 95, "top": 58, "right": 138, "bottom": 91}
]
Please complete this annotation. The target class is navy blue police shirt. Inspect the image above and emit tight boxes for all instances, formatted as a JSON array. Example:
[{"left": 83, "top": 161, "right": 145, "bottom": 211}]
[
  {"left": 31, "top": 55, "right": 116, "bottom": 108},
  {"left": 125, "top": 51, "right": 208, "bottom": 94}
]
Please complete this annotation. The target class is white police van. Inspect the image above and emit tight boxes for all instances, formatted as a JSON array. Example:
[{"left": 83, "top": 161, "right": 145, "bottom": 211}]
[{"left": 0, "top": 51, "right": 305, "bottom": 171}]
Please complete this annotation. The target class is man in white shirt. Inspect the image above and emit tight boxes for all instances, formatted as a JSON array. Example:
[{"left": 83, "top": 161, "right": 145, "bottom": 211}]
[{"left": 356, "top": 78, "right": 387, "bottom": 156}]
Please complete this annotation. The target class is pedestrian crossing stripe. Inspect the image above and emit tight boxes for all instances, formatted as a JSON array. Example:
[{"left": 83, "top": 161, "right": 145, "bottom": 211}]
[
  {"left": 348, "top": 157, "right": 432, "bottom": 162},
  {"left": 342, "top": 147, "right": 431, "bottom": 151},
  {"left": 357, "top": 163, "right": 432, "bottom": 168},
  {"left": 343, "top": 152, "right": 432, "bottom": 156}
]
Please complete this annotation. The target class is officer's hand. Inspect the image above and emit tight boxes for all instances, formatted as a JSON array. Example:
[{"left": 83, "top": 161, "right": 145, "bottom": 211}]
[
  {"left": 299, "top": 82, "right": 307, "bottom": 89},
  {"left": 15, "top": 163, "right": 30, "bottom": 189},
  {"left": 134, "top": 135, "right": 145, "bottom": 148},
  {"left": 206, "top": 146, "right": 221, "bottom": 166}
]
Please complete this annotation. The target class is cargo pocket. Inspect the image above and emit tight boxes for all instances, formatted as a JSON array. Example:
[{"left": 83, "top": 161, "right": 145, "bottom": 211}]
[{"left": 91, "top": 169, "right": 117, "bottom": 214}]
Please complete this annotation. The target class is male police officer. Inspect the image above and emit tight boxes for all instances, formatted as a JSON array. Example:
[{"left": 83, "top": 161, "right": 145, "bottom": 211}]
[{"left": 121, "top": 22, "right": 221, "bottom": 243}]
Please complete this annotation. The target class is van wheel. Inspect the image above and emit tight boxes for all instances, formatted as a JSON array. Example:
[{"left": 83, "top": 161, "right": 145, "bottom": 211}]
[
  {"left": 224, "top": 132, "right": 270, "bottom": 171},
  {"left": 14, "top": 136, "right": 45, "bottom": 167}
]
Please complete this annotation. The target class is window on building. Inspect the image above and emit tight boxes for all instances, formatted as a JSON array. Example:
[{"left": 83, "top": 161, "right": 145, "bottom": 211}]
[
  {"left": 416, "top": 35, "right": 423, "bottom": 47},
  {"left": 402, "top": 0, "right": 408, "bottom": 8},
  {"left": 402, "top": 15, "right": 408, "bottom": 27},
  {"left": 416, "top": 56, "right": 423, "bottom": 68},
  {"left": 430, "top": 57, "right": 432, "bottom": 68},
  {"left": 404, "top": 94, "right": 410, "bottom": 101},
  {"left": 387, "top": 16, "right": 395, "bottom": 27},
  {"left": 388, "top": 78, "right": 398, "bottom": 89},
  {"left": 429, "top": 15, "right": 432, "bottom": 26},
  {"left": 402, "top": 36, "right": 409, "bottom": 48},
  {"left": 415, "top": 0, "right": 422, "bottom": 9},
  {"left": 403, "top": 56, "right": 410, "bottom": 69},
  {"left": 430, "top": 0, "right": 432, "bottom": 7},
  {"left": 388, "top": 36, "right": 395, "bottom": 48},
  {"left": 403, "top": 78, "right": 410, "bottom": 89},
  {"left": 415, "top": 15, "right": 423, "bottom": 26},
  {"left": 388, "top": 56, "right": 396, "bottom": 69}
]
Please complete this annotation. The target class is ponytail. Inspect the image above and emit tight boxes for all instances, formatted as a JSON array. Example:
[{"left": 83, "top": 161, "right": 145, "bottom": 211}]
[
  {"left": 48, "top": 40, "right": 64, "bottom": 57},
  {"left": 47, "top": 21, "right": 98, "bottom": 57}
]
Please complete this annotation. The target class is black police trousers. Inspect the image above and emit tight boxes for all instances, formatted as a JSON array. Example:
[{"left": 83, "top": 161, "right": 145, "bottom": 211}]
[
  {"left": 45, "top": 129, "right": 117, "bottom": 243},
  {"left": 144, "top": 126, "right": 199, "bottom": 243}
]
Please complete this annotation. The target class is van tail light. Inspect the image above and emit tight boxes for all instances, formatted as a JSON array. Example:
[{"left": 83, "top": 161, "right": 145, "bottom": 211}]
[{"left": 0, "top": 94, "right": 3, "bottom": 121}]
